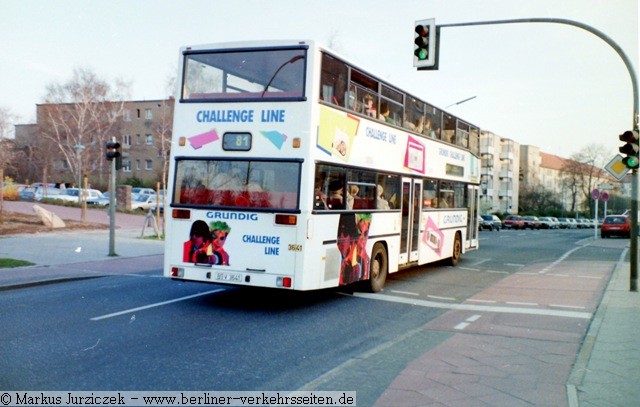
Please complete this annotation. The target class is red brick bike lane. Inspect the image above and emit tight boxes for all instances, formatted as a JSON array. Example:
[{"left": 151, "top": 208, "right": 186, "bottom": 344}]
[{"left": 373, "top": 259, "right": 612, "bottom": 407}]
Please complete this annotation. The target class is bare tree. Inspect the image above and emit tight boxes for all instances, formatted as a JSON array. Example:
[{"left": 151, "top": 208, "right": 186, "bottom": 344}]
[
  {"left": 40, "top": 67, "right": 130, "bottom": 188},
  {"left": 563, "top": 144, "right": 609, "bottom": 216},
  {"left": 0, "top": 106, "right": 18, "bottom": 224}
]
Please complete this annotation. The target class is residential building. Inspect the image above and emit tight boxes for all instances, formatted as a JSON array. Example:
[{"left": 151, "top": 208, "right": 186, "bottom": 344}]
[{"left": 480, "top": 130, "right": 520, "bottom": 214}]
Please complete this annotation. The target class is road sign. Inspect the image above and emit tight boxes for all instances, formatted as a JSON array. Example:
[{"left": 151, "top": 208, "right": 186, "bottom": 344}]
[
  {"left": 598, "top": 183, "right": 615, "bottom": 190},
  {"left": 591, "top": 189, "right": 600, "bottom": 200},
  {"left": 601, "top": 192, "right": 609, "bottom": 202},
  {"left": 605, "top": 154, "right": 630, "bottom": 181}
]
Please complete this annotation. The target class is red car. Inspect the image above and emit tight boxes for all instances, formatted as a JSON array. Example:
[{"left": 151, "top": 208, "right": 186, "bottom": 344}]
[
  {"left": 601, "top": 215, "right": 631, "bottom": 238},
  {"left": 502, "top": 215, "right": 525, "bottom": 230}
]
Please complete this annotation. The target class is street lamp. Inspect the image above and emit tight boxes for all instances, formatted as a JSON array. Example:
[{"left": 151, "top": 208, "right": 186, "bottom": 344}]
[
  {"left": 73, "top": 143, "right": 85, "bottom": 208},
  {"left": 445, "top": 96, "right": 477, "bottom": 109}
]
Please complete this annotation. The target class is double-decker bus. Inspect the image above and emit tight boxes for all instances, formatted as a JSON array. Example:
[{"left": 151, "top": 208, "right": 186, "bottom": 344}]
[{"left": 164, "top": 40, "right": 480, "bottom": 292}]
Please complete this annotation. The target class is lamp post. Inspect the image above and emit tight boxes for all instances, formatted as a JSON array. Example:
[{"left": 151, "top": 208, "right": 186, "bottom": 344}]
[
  {"left": 73, "top": 143, "right": 85, "bottom": 207},
  {"left": 445, "top": 96, "right": 477, "bottom": 109}
]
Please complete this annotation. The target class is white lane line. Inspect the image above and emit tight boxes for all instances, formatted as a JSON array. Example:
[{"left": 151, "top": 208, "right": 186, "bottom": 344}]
[
  {"left": 454, "top": 314, "right": 482, "bottom": 330},
  {"left": 454, "top": 322, "right": 470, "bottom": 330},
  {"left": 389, "top": 290, "right": 420, "bottom": 296},
  {"left": 505, "top": 263, "right": 525, "bottom": 267},
  {"left": 90, "top": 289, "right": 225, "bottom": 321},
  {"left": 466, "top": 314, "right": 482, "bottom": 322},
  {"left": 506, "top": 301, "right": 539, "bottom": 306},
  {"left": 459, "top": 267, "right": 480, "bottom": 271},
  {"left": 486, "top": 270, "right": 509, "bottom": 274},
  {"left": 467, "top": 299, "right": 497, "bottom": 304},
  {"left": 539, "top": 246, "right": 583, "bottom": 274},
  {"left": 549, "top": 304, "right": 586, "bottom": 310},
  {"left": 427, "top": 295, "right": 456, "bottom": 301},
  {"left": 352, "top": 292, "right": 592, "bottom": 319}
]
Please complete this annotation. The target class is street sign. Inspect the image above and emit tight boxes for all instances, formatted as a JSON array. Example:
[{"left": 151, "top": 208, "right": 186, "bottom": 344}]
[
  {"left": 598, "top": 183, "right": 615, "bottom": 190},
  {"left": 591, "top": 189, "right": 600, "bottom": 200},
  {"left": 605, "top": 154, "right": 630, "bottom": 181},
  {"left": 601, "top": 192, "right": 609, "bottom": 202}
]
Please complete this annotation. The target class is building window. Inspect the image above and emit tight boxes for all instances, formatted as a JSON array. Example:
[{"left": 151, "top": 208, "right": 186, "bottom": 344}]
[
  {"left": 146, "top": 109, "right": 153, "bottom": 120},
  {"left": 123, "top": 134, "right": 132, "bottom": 146},
  {"left": 146, "top": 134, "right": 153, "bottom": 145},
  {"left": 136, "top": 134, "right": 141, "bottom": 145},
  {"left": 122, "top": 159, "right": 131, "bottom": 172},
  {"left": 123, "top": 110, "right": 131, "bottom": 122},
  {"left": 146, "top": 160, "right": 153, "bottom": 170},
  {"left": 136, "top": 160, "right": 141, "bottom": 170}
]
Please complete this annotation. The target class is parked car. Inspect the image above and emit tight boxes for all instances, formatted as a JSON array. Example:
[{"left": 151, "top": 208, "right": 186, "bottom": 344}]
[
  {"left": 566, "top": 218, "right": 578, "bottom": 229},
  {"left": 502, "top": 215, "right": 525, "bottom": 230},
  {"left": 557, "top": 218, "right": 570, "bottom": 229},
  {"left": 522, "top": 216, "right": 541, "bottom": 230},
  {"left": 480, "top": 215, "right": 501, "bottom": 231},
  {"left": 538, "top": 217, "right": 557, "bottom": 229},
  {"left": 130, "top": 194, "right": 157, "bottom": 211},
  {"left": 601, "top": 215, "right": 631, "bottom": 238},
  {"left": 131, "top": 187, "right": 156, "bottom": 197}
]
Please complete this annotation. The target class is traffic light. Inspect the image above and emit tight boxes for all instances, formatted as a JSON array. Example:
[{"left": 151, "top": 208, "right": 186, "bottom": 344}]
[
  {"left": 413, "top": 18, "right": 437, "bottom": 69},
  {"left": 619, "top": 130, "right": 639, "bottom": 169},
  {"left": 106, "top": 141, "right": 122, "bottom": 170}
]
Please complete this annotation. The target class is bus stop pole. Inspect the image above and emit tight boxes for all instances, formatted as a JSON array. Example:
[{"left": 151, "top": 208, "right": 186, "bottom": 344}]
[{"left": 437, "top": 17, "right": 639, "bottom": 291}]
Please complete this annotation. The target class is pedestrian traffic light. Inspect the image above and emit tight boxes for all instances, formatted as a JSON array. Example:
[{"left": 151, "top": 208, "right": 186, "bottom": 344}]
[
  {"left": 413, "top": 18, "right": 437, "bottom": 69},
  {"left": 619, "top": 130, "right": 640, "bottom": 169}
]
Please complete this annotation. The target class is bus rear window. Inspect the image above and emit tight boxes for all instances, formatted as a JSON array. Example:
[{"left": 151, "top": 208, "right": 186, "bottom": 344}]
[
  {"left": 173, "top": 159, "right": 301, "bottom": 210},
  {"left": 182, "top": 48, "right": 306, "bottom": 101}
]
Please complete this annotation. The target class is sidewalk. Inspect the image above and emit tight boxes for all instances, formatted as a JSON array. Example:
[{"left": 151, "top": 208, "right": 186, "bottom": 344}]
[
  {"left": 0, "top": 201, "right": 164, "bottom": 288},
  {"left": 568, "top": 254, "right": 640, "bottom": 406}
]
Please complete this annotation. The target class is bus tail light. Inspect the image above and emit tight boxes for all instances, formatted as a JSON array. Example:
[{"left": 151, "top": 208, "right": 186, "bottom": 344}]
[
  {"left": 171, "top": 267, "right": 184, "bottom": 277},
  {"left": 172, "top": 209, "right": 191, "bottom": 219},
  {"left": 275, "top": 214, "right": 297, "bottom": 225},
  {"left": 277, "top": 277, "right": 292, "bottom": 288}
]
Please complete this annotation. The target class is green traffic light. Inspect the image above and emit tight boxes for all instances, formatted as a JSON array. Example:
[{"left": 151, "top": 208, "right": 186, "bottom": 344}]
[
  {"left": 623, "top": 156, "right": 640, "bottom": 169},
  {"left": 414, "top": 49, "right": 428, "bottom": 60}
]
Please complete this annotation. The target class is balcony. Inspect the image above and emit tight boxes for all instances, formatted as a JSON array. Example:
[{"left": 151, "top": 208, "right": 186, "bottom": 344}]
[
  {"left": 499, "top": 169, "right": 513, "bottom": 179},
  {"left": 500, "top": 151, "right": 514, "bottom": 161},
  {"left": 480, "top": 144, "right": 495, "bottom": 155}
]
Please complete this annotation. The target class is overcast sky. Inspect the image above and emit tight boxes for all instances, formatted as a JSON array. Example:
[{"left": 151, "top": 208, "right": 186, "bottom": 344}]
[{"left": 1, "top": 0, "right": 637, "bottom": 158}]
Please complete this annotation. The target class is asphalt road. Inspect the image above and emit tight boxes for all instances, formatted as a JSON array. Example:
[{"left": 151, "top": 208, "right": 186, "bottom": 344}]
[{"left": 0, "top": 228, "right": 628, "bottom": 406}]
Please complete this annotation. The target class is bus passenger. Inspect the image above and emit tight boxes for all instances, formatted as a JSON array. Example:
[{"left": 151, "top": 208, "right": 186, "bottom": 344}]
[
  {"left": 346, "top": 184, "right": 359, "bottom": 210},
  {"left": 364, "top": 94, "right": 376, "bottom": 117},
  {"left": 379, "top": 101, "right": 395, "bottom": 125},
  {"left": 328, "top": 180, "right": 344, "bottom": 209},
  {"left": 376, "top": 185, "right": 390, "bottom": 210}
]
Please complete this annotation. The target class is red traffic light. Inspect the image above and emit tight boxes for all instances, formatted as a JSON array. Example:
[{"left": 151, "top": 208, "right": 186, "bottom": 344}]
[
  {"left": 619, "top": 130, "right": 639, "bottom": 143},
  {"left": 106, "top": 141, "right": 121, "bottom": 161}
]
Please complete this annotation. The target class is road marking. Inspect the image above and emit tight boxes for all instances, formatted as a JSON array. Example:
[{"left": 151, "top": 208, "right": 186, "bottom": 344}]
[
  {"left": 486, "top": 270, "right": 509, "bottom": 274},
  {"left": 389, "top": 290, "right": 419, "bottom": 296},
  {"left": 467, "top": 299, "right": 497, "bottom": 304},
  {"left": 427, "top": 295, "right": 456, "bottom": 301},
  {"left": 470, "top": 259, "right": 491, "bottom": 267},
  {"left": 550, "top": 304, "right": 586, "bottom": 310},
  {"left": 352, "top": 292, "right": 592, "bottom": 319},
  {"left": 454, "top": 314, "right": 482, "bottom": 330},
  {"left": 506, "top": 301, "right": 539, "bottom": 306},
  {"left": 459, "top": 266, "right": 480, "bottom": 271},
  {"left": 505, "top": 263, "right": 525, "bottom": 267},
  {"left": 90, "top": 289, "right": 225, "bottom": 321},
  {"left": 539, "top": 246, "right": 583, "bottom": 274}
]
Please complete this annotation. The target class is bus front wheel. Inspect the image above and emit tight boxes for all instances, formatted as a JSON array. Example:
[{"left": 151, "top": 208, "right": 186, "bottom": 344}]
[
  {"left": 448, "top": 232, "right": 462, "bottom": 266},
  {"left": 367, "top": 243, "right": 388, "bottom": 293}
]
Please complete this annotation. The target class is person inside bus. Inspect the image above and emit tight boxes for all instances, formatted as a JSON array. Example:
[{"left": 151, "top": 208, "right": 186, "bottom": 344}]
[
  {"left": 328, "top": 180, "right": 344, "bottom": 209},
  {"left": 379, "top": 101, "right": 395, "bottom": 125},
  {"left": 314, "top": 180, "right": 328, "bottom": 210},
  {"left": 346, "top": 184, "right": 359, "bottom": 210},
  {"left": 376, "top": 184, "right": 390, "bottom": 210},
  {"left": 364, "top": 94, "right": 376, "bottom": 117}
]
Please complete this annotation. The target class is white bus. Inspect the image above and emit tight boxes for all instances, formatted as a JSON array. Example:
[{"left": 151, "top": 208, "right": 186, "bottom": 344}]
[{"left": 164, "top": 40, "right": 481, "bottom": 292}]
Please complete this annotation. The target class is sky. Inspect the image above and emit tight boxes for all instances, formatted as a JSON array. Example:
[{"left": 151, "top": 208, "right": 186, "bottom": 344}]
[{"left": 1, "top": 0, "right": 637, "bottom": 159}]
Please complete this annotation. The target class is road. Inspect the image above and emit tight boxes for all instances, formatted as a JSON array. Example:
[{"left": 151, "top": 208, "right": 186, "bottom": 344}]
[{"left": 0, "top": 228, "right": 627, "bottom": 406}]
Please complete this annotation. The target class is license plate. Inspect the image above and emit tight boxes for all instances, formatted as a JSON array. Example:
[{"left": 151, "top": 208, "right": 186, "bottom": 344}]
[{"left": 216, "top": 271, "right": 242, "bottom": 282}]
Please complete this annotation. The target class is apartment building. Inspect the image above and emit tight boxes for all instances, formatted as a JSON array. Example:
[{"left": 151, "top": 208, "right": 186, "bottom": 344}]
[
  {"left": 13, "top": 98, "right": 174, "bottom": 188},
  {"left": 479, "top": 130, "right": 520, "bottom": 214}
]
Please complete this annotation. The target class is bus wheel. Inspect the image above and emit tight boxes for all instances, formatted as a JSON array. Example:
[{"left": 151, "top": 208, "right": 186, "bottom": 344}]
[
  {"left": 367, "top": 243, "right": 388, "bottom": 293},
  {"left": 448, "top": 232, "right": 462, "bottom": 266}
]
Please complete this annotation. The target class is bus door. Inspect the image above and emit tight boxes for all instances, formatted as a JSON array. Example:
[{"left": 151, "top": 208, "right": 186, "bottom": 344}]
[
  {"left": 399, "top": 178, "right": 422, "bottom": 265},
  {"left": 467, "top": 185, "right": 479, "bottom": 249}
]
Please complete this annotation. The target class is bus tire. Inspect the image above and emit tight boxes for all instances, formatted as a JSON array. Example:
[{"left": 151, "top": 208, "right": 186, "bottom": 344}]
[
  {"left": 448, "top": 232, "right": 462, "bottom": 266},
  {"left": 367, "top": 243, "right": 388, "bottom": 293}
]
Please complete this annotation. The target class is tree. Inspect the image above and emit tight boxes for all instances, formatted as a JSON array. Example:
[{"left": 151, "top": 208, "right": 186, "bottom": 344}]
[
  {"left": 565, "top": 144, "right": 609, "bottom": 217},
  {"left": 0, "top": 106, "right": 17, "bottom": 224},
  {"left": 39, "top": 67, "right": 130, "bottom": 188}
]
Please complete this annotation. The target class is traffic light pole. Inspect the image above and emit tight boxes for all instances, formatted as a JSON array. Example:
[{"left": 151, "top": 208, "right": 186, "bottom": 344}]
[
  {"left": 108, "top": 144, "right": 117, "bottom": 257},
  {"left": 435, "top": 17, "right": 639, "bottom": 291}
]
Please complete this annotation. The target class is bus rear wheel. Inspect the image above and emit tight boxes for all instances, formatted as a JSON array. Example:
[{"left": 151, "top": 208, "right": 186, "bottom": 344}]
[
  {"left": 448, "top": 232, "right": 462, "bottom": 266},
  {"left": 366, "top": 243, "right": 388, "bottom": 293}
]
